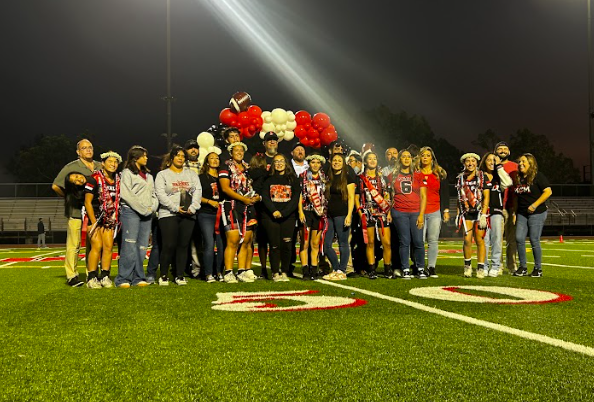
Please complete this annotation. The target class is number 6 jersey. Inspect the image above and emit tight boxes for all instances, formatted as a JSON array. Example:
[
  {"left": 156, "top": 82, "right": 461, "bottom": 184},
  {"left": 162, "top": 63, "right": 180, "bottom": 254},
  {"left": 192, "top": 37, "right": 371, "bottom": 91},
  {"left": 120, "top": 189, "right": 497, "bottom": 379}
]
[{"left": 390, "top": 171, "right": 424, "bottom": 213}]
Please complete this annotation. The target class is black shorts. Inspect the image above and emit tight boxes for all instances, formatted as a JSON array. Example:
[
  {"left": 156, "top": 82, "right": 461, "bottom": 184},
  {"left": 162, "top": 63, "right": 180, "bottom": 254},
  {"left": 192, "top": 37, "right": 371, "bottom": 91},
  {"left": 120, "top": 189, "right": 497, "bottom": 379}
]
[
  {"left": 304, "top": 210, "right": 323, "bottom": 231},
  {"left": 366, "top": 213, "right": 389, "bottom": 228},
  {"left": 221, "top": 201, "right": 257, "bottom": 233}
]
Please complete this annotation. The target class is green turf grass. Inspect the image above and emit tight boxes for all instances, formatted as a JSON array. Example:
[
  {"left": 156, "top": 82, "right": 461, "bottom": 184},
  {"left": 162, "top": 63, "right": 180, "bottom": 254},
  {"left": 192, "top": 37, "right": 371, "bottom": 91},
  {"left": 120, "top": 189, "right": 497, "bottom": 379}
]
[{"left": 1, "top": 241, "right": 594, "bottom": 401}]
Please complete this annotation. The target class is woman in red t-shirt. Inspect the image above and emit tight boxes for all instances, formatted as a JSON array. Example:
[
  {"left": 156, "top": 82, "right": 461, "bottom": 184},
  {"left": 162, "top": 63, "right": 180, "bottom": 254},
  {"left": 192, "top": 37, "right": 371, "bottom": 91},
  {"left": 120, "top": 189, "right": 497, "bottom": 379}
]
[
  {"left": 390, "top": 150, "right": 427, "bottom": 279},
  {"left": 415, "top": 146, "right": 449, "bottom": 278}
]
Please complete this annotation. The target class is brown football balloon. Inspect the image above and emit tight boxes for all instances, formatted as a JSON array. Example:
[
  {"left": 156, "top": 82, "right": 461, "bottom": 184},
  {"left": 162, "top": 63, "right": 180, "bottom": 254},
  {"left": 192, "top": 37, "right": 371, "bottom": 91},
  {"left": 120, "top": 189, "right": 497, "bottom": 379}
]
[{"left": 229, "top": 91, "right": 252, "bottom": 113}]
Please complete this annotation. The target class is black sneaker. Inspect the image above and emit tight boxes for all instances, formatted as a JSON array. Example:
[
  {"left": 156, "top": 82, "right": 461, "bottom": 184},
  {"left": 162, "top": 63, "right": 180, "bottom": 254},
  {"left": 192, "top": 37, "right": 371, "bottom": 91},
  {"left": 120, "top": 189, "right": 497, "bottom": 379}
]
[
  {"left": 67, "top": 277, "right": 84, "bottom": 287},
  {"left": 368, "top": 270, "right": 378, "bottom": 280},
  {"left": 530, "top": 269, "right": 543, "bottom": 278},
  {"left": 513, "top": 267, "right": 528, "bottom": 277},
  {"left": 427, "top": 267, "right": 438, "bottom": 278}
]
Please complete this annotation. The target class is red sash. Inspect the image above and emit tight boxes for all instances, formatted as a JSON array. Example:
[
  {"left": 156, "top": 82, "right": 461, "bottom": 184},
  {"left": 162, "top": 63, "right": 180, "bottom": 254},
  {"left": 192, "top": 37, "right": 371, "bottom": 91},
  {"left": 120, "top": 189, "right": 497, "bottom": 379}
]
[{"left": 360, "top": 174, "right": 390, "bottom": 214}]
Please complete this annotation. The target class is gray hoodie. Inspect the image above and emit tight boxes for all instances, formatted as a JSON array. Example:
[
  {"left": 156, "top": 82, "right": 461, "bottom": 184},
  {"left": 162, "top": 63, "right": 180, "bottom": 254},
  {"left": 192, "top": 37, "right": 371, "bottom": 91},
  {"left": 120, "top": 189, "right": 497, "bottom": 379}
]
[
  {"left": 120, "top": 168, "right": 159, "bottom": 216},
  {"left": 155, "top": 167, "right": 202, "bottom": 219}
]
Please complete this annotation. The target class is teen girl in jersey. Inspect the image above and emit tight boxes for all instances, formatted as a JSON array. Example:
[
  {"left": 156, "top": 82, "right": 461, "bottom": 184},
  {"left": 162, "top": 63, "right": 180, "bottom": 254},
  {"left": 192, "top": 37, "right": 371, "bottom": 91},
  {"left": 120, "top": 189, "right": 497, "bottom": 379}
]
[
  {"left": 219, "top": 142, "right": 260, "bottom": 284},
  {"left": 415, "top": 146, "right": 449, "bottom": 278},
  {"left": 355, "top": 151, "right": 392, "bottom": 280},
  {"left": 322, "top": 154, "right": 356, "bottom": 281},
  {"left": 512, "top": 153, "right": 552, "bottom": 278},
  {"left": 261, "top": 154, "right": 301, "bottom": 282},
  {"left": 455, "top": 153, "right": 490, "bottom": 278},
  {"left": 390, "top": 149, "right": 427, "bottom": 279},
  {"left": 198, "top": 149, "right": 225, "bottom": 283},
  {"left": 298, "top": 154, "right": 327, "bottom": 280},
  {"left": 479, "top": 152, "right": 513, "bottom": 277},
  {"left": 83, "top": 151, "right": 122, "bottom": 289}
]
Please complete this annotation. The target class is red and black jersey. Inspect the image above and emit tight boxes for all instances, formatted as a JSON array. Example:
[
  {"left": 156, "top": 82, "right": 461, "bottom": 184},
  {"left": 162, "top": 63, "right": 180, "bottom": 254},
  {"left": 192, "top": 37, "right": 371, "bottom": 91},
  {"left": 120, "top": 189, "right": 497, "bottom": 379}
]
[{"left": 391, "top": 172, "right": 423, "bottom": 213}]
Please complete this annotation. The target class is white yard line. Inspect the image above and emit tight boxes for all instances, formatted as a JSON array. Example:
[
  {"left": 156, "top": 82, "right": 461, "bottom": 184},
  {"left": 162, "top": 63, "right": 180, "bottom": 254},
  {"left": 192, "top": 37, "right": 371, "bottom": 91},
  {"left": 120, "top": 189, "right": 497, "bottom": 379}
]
[
  {"left": 0, "top": 261, "right": 17, "bottom": 268},
  {"left": 317, "top": 280, "right": 594, "bottom": 357},
  {"left": 541, "top": 262, "right": 594, "bottom": 270},
  {"left": 31, "top": 250, "right": 63, "bottom": 261}
]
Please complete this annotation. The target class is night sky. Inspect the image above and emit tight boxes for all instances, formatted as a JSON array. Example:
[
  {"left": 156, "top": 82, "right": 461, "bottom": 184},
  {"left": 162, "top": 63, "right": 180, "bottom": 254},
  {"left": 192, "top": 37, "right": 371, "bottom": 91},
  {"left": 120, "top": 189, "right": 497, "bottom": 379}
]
[{"left": 1, "top": 0, "right": 591, "bottom": 180}]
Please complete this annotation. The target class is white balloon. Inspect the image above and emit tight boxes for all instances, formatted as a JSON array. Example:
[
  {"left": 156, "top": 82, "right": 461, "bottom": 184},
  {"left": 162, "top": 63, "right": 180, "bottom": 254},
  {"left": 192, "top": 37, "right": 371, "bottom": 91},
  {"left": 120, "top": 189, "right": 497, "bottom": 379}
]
[
  {"left": 287, "top": 111, "right": 295, "bottom": 120},
  {"left": 271, "top": 108, "right": 287, "bottom": 124},
  {"left": 262, "top": 122, "right": 275, "bottom": 132},
  {"left": 261, "top": 111, "right": 272, "bottom": 123},
  {"left": 196, "top": 132, "right": 214, "bottom": 148},
  {"left": 283, "top": 131, "right": 294, "bottom": 141},
  {"left": 286, "top": 121, "right": 297, "bottom": 130},
  {"left": 259, "top": 131, "right": 267, "bottom": 140},
  {"left": 281, "top": 124, "right": 287, "bottom": 131}
]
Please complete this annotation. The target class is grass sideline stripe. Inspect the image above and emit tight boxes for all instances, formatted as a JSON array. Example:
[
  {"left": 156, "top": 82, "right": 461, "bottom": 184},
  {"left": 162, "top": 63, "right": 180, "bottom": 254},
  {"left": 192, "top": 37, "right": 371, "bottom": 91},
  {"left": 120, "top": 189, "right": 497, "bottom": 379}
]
[
  {"left": 317, "top": 280, "right": 594, "bottom": 358},
  {"left": 541, "top": 262, "right": 594, "bottom": 270}
]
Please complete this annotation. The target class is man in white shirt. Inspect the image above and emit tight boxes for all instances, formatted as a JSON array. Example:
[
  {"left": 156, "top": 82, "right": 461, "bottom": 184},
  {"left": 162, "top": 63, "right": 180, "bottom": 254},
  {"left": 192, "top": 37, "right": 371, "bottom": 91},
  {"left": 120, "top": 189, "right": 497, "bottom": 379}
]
[{"left": 291, "top": 142, "right": 308, "bottom": 176}]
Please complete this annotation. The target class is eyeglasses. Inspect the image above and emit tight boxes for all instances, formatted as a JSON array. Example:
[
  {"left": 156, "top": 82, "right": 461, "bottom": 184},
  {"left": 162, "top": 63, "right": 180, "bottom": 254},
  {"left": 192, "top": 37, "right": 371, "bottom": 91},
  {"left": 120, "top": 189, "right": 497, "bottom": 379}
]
[{"left": 80, "top": 146, "right": 93, "bottom": 150}]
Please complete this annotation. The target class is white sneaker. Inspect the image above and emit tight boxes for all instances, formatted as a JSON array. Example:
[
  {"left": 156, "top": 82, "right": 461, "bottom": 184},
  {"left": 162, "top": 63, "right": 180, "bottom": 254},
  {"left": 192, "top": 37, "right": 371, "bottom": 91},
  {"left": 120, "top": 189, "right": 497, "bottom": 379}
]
[
  {"left": 237, "top": 271, "right": 255, "bottom": 283},
  {"left": 224, "top": 271, "right": 238, "bottom": 283},
  {"left": 280, "top": 273, "right": 290, "bottom": 282},
  {"left": 477, "top": 269, "right": 485, "bottom": 279},
  {"left": 488, "top": 269, "right": 499, "bottom": 278},
  {"left": 158, "top": 276, "right": 169, "bottom": 286},
  {"left": 464, "top": 266, "right": 472, "bottom": 278},
  {"left": 86, "top": 277, "right": 102, "bottom": 289},
  {"left": 273, "top": 273, "right": 282, "bottom": 282},
  {"left": 174, "top": 277, "right": 187, "bottom": 286},
  {"left": 244, "top": 269, "right": 258, "bottom": 280},
  {"left": 100, "top": 276, "right": 113, "bottom": 288},
  {"left": 206, "top": 275, "right": 216, "bottom": 283}
]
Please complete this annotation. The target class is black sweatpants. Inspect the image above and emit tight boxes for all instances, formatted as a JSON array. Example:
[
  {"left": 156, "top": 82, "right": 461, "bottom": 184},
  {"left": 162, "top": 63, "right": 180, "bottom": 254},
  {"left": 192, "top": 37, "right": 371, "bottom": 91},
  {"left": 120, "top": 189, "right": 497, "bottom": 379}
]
[{"left": 158, "top": 215, "right": 195, "bottom": 279}]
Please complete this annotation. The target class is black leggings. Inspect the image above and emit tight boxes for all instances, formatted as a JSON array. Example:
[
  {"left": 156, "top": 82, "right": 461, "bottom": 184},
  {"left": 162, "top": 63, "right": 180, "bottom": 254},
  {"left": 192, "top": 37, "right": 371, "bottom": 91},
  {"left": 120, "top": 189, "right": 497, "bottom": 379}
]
[
  {"left": 261, "top": 216, "right": 296, "bottom": 274},
  {"left": 159, "top": 215, "right": 195, "bottom": 278}
]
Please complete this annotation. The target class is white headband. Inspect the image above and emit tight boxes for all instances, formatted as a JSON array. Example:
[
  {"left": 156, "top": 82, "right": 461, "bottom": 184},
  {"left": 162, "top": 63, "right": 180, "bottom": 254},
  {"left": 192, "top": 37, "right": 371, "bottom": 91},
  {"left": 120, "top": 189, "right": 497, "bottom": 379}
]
[
  {"left": 227, "top": 142, "right": 248, "bottom": 153},
  {"left": 305, "top": 154, "right": 326, "bottom": 164},
  {"left": 460, "top": 153, "right": 480, "bottom": 164},
  {"left": 100, "top": 151, "right": 122, "bottom": 163}
]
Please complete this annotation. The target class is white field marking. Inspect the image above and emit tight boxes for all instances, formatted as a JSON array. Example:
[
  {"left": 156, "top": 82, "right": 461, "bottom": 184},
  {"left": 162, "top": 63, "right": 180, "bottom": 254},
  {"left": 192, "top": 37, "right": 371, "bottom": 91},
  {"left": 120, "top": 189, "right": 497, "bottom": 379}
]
[
  {"left": 540, "top": 248, "right": 594, "bottom": 252},
  {"left": 544, "top": 255, "right": 560, "bottom": 258},
  {"left": 31, "top": 250, "right": 63, "bottom": 261},
  {"left": 317, "top": 280, "right": 594, "bottom": 357},
  {"left": 0, "top": 261, "right": 17, "bottom": 268},
  {"left": 541, "top": 263, "right": 594, "bottom": 270},
  {"left": 581, "top": 255, "right": 594, "bottom": 258},
  {"left": 42, "top": 266, "right": 51, "bottom": 269}
]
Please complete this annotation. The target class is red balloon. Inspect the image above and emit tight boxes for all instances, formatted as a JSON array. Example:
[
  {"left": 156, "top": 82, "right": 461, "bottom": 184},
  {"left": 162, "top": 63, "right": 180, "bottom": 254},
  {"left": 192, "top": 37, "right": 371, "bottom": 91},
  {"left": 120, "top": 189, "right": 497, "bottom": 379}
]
[
  {"left": 240, "top": 126, "right": 249, "bottom": 139},
  {"left": 320, "top": 125, "right": 337, "bottom": 146},
  {"left": 302, "top": 137, "right": 312, "bottom": 147},
  {"left": 254, "top": 116, "right": 263, "bottom": 129},
  {"left": 295, "top": 110, "right": 312, "bottom": 126},
  {"left": 248, "top": 105, "right": 262, "bottom": 117},
  {"left": 230, "top": 119, "right": 238, "bottom": 127},
  {"left": 312, "top": 138, "right": 321, "bottom": 148},
  {"left": 238, "top": 112, "right": 250, "bottom": 127},
  {"left": 248, "top": 125, "right": 256, "bottom": 134},
  {"left": 308, "top": 127, "right": 319, "bottom": 139},
  {"left": 294, "top": 125, "right": 307, "bottom": 139},
  {"left": 304, "top": 123, "right": 311, "bottom": 131},
  {"left": 312, "top": 113, "right": 331, "bottom": 130},
  {"left": 219, "top": 108, "right": 237, "bottom": 126}
]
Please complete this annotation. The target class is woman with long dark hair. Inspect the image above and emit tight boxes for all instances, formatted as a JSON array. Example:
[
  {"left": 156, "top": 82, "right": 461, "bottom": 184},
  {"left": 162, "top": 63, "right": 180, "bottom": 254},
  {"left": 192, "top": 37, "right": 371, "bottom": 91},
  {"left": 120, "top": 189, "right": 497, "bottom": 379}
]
[
  {"left": 455, "top": 153, "right": 490, "bottom": 278},
  {"left": 155, "top": 145, "right": 202, "bottom": 286},
  {"left": 479, "top": 152, "right": 513, "bottom": 277},
  {"left": 115, "top": 146, "right": 159, "bottom": 288},
  {"left": 261, "top": 154, "right": 301, "bottom": 282},
  {"left": 198, "top": 150, "right": 225, "bottom": 283},
  {"left": 512, "top": 153, "right": 552, "bottom": 277},
  {"left": 415, "top": 146, "right": 449, "bottom": 278},
  {"left": 83, "top": 151, "right": 122, "bottom": 288},
  {"left": 391, "top": 149, "right": 427, "bottom": 279},
  {"left": 355, "top": 151, "right": 392, "bottom": 280},
  {"left": 298, "top": 154, "right": 327, "bottom": 280},
  {"left": 219, "top": 142, "right": 260, "bottom": 283},
  {"left": 322, "top": 154, "right": 355, "bottom": 281}
]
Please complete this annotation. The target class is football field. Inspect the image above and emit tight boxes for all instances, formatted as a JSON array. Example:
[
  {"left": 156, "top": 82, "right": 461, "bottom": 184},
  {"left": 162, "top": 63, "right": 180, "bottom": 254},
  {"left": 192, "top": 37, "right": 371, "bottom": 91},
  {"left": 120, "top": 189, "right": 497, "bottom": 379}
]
[{"left": 1, "top": 239, "right": 593, "bottom": 401}]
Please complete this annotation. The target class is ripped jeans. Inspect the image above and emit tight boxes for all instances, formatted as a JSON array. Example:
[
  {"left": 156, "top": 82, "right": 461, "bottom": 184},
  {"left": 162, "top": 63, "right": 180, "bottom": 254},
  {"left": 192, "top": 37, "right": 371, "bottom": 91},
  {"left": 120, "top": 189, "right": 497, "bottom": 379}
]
[
  {"left": 261, "top": 215, "right": 297, "bottom": 274},
  {"left": 115, "top": 205, "right": 152, "bottom": 286}
]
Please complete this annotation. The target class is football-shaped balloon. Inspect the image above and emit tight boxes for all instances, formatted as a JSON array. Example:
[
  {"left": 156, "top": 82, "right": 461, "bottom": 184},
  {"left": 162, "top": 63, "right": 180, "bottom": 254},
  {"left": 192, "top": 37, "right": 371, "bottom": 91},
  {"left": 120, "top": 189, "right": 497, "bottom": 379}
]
[{"left": 229, "top": 92, "right": 251, "bottom": 113}]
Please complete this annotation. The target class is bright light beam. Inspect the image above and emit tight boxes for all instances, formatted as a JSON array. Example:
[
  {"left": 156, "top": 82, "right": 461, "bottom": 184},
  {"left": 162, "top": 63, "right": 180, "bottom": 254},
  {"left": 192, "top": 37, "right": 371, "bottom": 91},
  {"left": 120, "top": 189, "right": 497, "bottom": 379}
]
[{"left": 201, "top": 0, "right": 371, "bottom": 145}]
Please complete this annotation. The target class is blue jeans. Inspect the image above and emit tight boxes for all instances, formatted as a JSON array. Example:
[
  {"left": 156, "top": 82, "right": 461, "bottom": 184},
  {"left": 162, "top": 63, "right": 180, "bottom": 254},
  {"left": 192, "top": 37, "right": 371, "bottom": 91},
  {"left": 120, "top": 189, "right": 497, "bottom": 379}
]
[
  {"left": 146, "top": 216, "right": 161, "bottom": 279},
  {"left": 423, "top": 210, "right": 441, "bottom": 268},
  {"left": 116, "top": 206, "right": 151, "bottom": 286},
  {"left": 198, "top": 212, "right": 224, "bottom": 277},
  {"left": 392, "top": 209, "right": 425, "bottom": 271},
  {"left": 324, "top": 215, "right": 351, "bottom": 272},
  {"left": 515, "top": 211, "right": 547, "bottom": 270},
  {"left": 484, "top": 213, "right": 504, "bottom": 272}
]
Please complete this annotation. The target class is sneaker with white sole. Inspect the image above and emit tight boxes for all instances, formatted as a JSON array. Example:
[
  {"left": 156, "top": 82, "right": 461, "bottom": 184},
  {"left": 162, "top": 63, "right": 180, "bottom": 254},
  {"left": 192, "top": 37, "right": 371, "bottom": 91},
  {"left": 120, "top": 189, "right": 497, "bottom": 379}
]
[
  {"left": 401, "top": 269, "right": 412, "bottom": 280},
  {"left": 137, "top": 281, "right": 150, "bottom": 287},
  {"left": 477, "top": 269, "right": 485, "bottom": 279},
  {"left": 427, "top": 267, "right": 438, "bottom": 278},
  {"left": 174, "top": 277, "right": 187, "bottom": 286},
  {"left": 488, "top": 269, "right": 499, "bottom": 278},
  {"left": 513, "top": 267, "right": 528, "bottom": 277},
  {"left": 416, "top": 270, "right": 427, "bottom": 279},
  {"left": 224, "top": 271, "right": 238, "bottom": 283},
  {"left": 87, "top": 277, "right": 102, "bottom": 289},
  {"left": 280, "top": 273, "right": 290, "bottom": 282},
  {"left": 237, "top": 271, "right": 255, "bottom": 283},
  {"left": 206, "top": 275, "right": 216, "bottom": 283},
  {"left": 158, "top": 276, "right": 169, "bottom": 286},
  {"left": 100, "top": 276, "right": 114, "bottom": 288},
  {"left": 146, "top": 276, "right": 155, "bottom": 285},
  {"left": 68, "top": 277, "right": 84, "bottom": 287},
  {"left": 464, "top": 266, "right": 472, "bottom": 278},
  {"left": 244, "top": 270, "right": 258, "bottom": 281},
  {"left": 272, "top": 273, "right": 282, "bottom": 282}
]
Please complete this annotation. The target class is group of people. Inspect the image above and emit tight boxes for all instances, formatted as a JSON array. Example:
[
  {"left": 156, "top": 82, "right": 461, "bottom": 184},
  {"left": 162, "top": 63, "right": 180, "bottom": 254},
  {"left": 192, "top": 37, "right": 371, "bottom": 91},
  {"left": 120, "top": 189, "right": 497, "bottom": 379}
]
[{"left": 51, "top": 132, "right": 552, "bottom": 288}]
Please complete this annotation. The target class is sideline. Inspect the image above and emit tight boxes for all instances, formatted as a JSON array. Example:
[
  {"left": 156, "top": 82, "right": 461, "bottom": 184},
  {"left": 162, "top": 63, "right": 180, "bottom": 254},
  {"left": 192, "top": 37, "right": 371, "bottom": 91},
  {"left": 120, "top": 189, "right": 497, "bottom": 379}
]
[{"left": 316, "top": 279, "right": 594, "bottom": 357}]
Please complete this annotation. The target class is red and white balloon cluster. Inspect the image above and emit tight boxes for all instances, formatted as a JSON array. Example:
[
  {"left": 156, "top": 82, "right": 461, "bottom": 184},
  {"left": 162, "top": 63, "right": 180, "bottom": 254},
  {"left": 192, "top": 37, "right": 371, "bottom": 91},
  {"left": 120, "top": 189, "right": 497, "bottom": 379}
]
[
  {"left": 218, "top": 92, "right": 263, "bottom": 139},
  {"left": 293, "top": 111, "right": 337, "bottom": 149}
]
